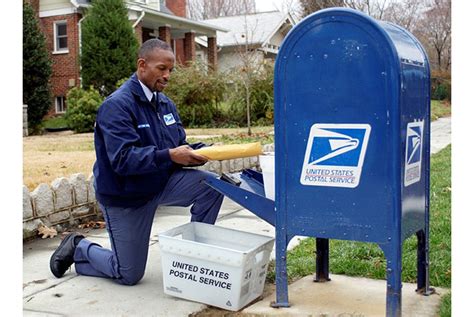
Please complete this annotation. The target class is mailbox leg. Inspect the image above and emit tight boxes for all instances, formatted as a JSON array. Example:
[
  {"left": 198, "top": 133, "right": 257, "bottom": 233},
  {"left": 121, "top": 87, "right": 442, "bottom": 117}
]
[
  {"left": 381, "top": 244, "right": 402, "bottom": 317},
  {"left": 314, "top": 238, "right": 330, "bottom": 282},
  {"left": 271, "top": 233, "right": 290, "bottom": 308},
  {"left": 418, "top": 111, "right": 434, "bottom": 296},
  {"left": 416, "top": 229, "right": 435, "bottom": 295}
]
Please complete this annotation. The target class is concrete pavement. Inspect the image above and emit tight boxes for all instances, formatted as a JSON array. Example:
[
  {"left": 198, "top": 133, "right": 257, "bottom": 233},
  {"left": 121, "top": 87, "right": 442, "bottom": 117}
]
[
  {"left": 23, "top": 117, "right": 451, "bottom": 316},
  {"left": 430, "top": 116, "right": 451, "bottom": 154}
]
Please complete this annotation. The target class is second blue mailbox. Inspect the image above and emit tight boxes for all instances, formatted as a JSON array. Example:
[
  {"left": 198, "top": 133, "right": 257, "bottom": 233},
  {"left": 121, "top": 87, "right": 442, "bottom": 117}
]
[{"left": 273, "top": 8, "right": 432, "bottom": 316}]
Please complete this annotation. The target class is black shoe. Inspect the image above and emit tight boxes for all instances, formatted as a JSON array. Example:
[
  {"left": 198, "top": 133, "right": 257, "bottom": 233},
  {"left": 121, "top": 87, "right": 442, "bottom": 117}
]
[{"left": 50, "top": 232, "right": 84, "bottom": 278}]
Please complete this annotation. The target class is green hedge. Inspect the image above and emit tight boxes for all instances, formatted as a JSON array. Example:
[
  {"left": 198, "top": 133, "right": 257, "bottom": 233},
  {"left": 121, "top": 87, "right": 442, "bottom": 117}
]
[
  {"left": 65, "top": 87, "right": 104, "bottom": 133},
  {"left": 226, "top": 63, "right": 274, "bottom": 126},
  {"left": 164, "top": 62, "right": 226, "bottom": 127},
  {"left": 431, "top": 71, "right": 451, "bottom": 101}
]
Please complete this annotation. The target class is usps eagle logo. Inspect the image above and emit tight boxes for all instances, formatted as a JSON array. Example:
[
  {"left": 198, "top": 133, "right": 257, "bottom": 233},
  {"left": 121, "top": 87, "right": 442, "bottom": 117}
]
[
  {"left": 404, "top": 120, "right": 424, "bottom": 186},
  {"left": 300, "top": 124, "right": 371, "bottom": 188}
]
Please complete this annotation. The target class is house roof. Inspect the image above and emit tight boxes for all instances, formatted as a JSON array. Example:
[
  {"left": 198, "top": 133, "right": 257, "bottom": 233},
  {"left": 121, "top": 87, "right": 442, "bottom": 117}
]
[
  {"left": 202, "top": 11, "right": 295, "bottom": 47},
  {"left": 73, "top": 0, "right": 228, "bottom": 37},
  {"left": 129, "top": 2, "right": 228, "bottom": 37}
]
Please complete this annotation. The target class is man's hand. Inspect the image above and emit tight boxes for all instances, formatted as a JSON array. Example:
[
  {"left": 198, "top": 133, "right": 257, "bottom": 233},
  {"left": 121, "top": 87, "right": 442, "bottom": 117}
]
[{"left": 169, "top": 145, "right": 208, "bottom": 166}]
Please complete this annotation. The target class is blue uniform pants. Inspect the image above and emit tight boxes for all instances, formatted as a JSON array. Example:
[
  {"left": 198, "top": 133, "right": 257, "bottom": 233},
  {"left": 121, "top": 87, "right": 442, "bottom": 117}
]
[{"left": 73, "top": 169, "right": 223, "bottom": 285}]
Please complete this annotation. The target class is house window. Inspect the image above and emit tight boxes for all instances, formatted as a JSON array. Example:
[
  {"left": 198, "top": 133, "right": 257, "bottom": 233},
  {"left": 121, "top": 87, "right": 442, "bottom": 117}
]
[
  {"left": 54, "top": 21, "right": 68, "bottom": 53},
  {"left": 196, "top": 51, "right": 205, "bottom": 63},
  {"left": 55, "top": 96, "right": 66, "bottom": 114}
]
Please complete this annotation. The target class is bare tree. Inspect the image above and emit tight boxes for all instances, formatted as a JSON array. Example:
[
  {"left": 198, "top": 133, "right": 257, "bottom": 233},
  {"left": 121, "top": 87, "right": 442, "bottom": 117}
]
[
  {"left": 298, "top": 0, "right": 345, "bottom": 17},
  {"left": 344, "top": 0, "right": 391, "bottom": 20},
  {"left": 293, "top": 0, "right": 451, "bottom": 87},
  {"left": 299, "top": 0, "right": 419, "bottom": 22},
  {"left": 234, "top": 8, "right": 262, "bottom": 135},
  {"left": 298, "top": 0, "right": 402, "bottom": 20},
  {"left": 267, "top": 0, "right": 301, "bottom": 17},
  {"left": 417, "top": 0, "right": 451, "bottom": 71},
  {"left": 383, "top": 0, "right": 427, "bottom": 33},
  {"left": 187, "top": 0, "right": 256, "bottom": 20}
]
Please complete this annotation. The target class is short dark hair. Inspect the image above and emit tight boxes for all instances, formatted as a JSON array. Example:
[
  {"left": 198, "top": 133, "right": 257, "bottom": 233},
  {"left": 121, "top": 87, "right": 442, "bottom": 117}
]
[{"left": 138, "top": 39, "right": 173, "bottom": 59}]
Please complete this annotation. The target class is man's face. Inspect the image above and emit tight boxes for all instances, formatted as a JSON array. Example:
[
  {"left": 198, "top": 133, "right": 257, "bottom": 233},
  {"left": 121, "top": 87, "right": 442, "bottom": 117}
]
[{"left": 137, "top": 48, "right": 175, "bottom": 92}]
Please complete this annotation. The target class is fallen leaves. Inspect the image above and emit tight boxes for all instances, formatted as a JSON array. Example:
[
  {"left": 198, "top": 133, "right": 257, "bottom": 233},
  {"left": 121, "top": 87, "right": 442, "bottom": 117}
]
[
  {"left": 78, "top": 221, "right": 106, "bottom": 230},
  {"left": 36, "top": 221, "right": 105, "bottom": 239},
  {"left": 37, "top": 224, "right": 57, "bottom": 239}
]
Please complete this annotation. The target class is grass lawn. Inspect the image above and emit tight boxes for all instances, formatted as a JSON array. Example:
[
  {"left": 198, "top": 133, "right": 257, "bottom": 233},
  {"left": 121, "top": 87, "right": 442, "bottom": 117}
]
[
  {"left": 266, "top": 145, "right": 451, "bottom": 316},
  {"left": 431, "top": 100, "right": 451, "bottom": 121},
  {"left": 23, "top": 132, "right": 96, "bottom": 190},
  {"left": 42, "top": 116, "right": 69, "bottom": 129},
  {"left": 23, "top": 127, "right": 274, "bottom": 191}
]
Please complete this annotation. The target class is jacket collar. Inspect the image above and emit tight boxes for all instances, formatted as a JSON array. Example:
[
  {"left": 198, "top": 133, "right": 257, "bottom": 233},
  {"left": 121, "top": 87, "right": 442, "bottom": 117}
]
[
  {"left": 138, "top": 79, "right": 154, "bottom": 102},
  {"left": 130, "top": 73, "right": 167, "bottom": 105}
]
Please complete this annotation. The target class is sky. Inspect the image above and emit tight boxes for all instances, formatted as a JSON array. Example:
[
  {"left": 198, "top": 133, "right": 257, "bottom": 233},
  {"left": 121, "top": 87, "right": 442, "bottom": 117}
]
[{"left": 255, "top": 0, "right": 289, "bottom": 12}]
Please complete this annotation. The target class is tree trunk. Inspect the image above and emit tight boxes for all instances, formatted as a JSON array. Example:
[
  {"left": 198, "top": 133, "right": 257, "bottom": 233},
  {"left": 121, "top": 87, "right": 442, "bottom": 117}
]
[{"left": 245, "top": 83, "right": 252, "bottom": 136}]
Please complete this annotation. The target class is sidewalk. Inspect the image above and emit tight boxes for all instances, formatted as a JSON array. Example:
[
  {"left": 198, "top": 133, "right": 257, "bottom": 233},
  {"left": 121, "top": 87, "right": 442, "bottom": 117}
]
[
  {"left": 430, "top": 116, "right": 451, "bottom": 154},
  {"left": 23, "top": 118, "right": 451, "bottom": 316}
]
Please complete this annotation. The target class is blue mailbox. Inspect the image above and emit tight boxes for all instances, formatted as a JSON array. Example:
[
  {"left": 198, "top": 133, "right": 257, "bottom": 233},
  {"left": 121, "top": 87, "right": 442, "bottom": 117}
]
[{"left": 205, "top": 7, "right": 432, "bottom": 317}]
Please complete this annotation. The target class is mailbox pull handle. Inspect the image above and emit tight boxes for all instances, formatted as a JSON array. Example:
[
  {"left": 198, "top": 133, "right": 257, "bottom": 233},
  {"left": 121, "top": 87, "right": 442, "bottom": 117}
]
[{"left": 220, "top": 173, "right": 242, "bottom": 187}]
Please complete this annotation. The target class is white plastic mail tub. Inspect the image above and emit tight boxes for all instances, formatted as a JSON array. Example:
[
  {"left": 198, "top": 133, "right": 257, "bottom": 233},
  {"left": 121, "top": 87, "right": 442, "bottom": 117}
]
[{"left": 158, "top": 222, "right": 274, "bottom": 311}]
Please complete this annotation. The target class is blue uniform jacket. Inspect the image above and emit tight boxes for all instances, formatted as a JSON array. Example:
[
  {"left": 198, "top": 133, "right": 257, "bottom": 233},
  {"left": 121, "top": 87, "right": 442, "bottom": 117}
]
[{"left": 93, "top": 73, "right": 192, "bottom": 207}]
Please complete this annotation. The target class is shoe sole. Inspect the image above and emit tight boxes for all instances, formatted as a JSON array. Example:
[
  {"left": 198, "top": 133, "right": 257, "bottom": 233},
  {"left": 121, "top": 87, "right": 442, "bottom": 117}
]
[{"left": 49, "top": 233, "right": 78, "bottom": 278}]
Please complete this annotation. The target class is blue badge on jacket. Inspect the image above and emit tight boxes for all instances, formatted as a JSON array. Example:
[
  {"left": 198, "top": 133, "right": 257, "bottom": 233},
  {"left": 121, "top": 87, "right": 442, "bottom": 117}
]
[
  {"left": 163, "top": 113, "right": 176, "bottom": 126},
  {"left": 137, "top": 123, "right": 150, "bottom": 129}
]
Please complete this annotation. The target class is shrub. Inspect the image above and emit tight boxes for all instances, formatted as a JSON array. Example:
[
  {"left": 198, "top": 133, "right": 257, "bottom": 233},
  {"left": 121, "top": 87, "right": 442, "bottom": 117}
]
[
  {"left": 226, "top": 63, "right": 274, "bottom": 126},
  {"left": 433, "top": 83, "right": 450, "bottom": 100},
  {"left": 227, "top": 64, "right": 273, "bottom": 126},
  {"left": 251, "top": 63, "right": 275, "bottom": 124},
  {"left": 164, "top": 62, "right": 226, "bottom": 127},
  {"left": 115, "top": 77, "right": 129, "bottom": 90},
  {"left": 80, "top": 0, "right": 138, "bottom": 96},
  {"left": 431, "top": 70, "right": 451, "bottom": 101},
  {"left": 64, "top": 87, "right": 104, "bottom": 133}
]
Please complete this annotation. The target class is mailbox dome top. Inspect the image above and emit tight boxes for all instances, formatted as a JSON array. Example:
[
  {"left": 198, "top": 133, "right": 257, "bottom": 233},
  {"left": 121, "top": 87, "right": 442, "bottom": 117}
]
[{"left": 278, "top": 7, "right": 429, "bottom": 71}]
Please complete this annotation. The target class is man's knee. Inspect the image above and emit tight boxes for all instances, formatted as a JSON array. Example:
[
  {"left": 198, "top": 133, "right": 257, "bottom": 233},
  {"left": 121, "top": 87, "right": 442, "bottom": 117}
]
[{"left": 118, "top": 268, "right": 145, "bottom": 286}]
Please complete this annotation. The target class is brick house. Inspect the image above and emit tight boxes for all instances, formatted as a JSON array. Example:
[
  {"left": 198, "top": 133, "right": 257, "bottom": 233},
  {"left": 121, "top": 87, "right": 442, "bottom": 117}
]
[{"left": 28, "top": 0, "right": 225, "bottom": 116}]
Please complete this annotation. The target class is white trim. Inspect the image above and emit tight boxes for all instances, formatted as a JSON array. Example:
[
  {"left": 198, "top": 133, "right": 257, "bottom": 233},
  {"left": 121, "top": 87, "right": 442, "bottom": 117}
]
[
  {"left": 149, "top": 29, "right": 160, "bottom": 38},
  {"left": 262, "top": 15, "right": 294, "bottom": 49},
  {"left": 195, "top": 37, "right": 208, "bottom": 48},
  {"left": 261, "top": 44, "right": 279, "bottom": 54},
  {"left": 126, "top": 3, "right": 228, "bottom": 33},
  {"left": 52, "top": 50, "right": 70, "bottom": 55},
  {"left": 78, "top": 15, "right": 86, "bottom": 88},
  {"left": 55, "top": 96, "right": 66, "bottom": 114},
  {"left": 69, "top": 0, "right": 79, "bottom": 8},
  {"left": 39, "top": 8, "right": 75, "bottom": 18},
  {"left": 132, "top": 10, "right": 145, "bottom": 28},
  {"left": 53, "top": 20, "right": 69, "bottom": 53}
]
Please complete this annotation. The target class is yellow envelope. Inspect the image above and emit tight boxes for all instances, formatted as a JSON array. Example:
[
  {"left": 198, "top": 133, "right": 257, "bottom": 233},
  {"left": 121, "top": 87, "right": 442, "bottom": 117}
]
[{"left": 194, "top": 142, "right": 263, "bottom": 161}]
